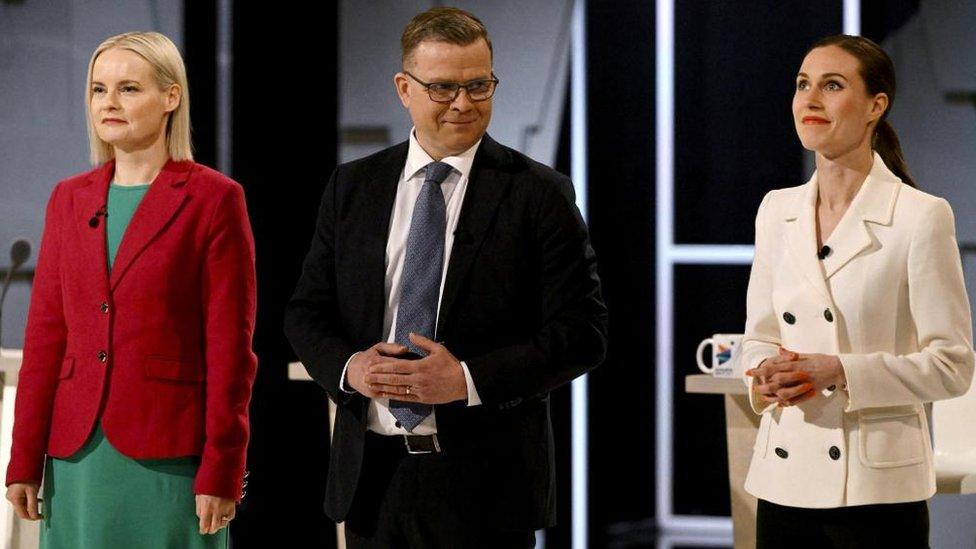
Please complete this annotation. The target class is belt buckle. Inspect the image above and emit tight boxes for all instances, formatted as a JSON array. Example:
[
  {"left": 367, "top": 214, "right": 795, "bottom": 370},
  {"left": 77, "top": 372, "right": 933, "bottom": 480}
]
[{"left": 403, "top": 434, "right": 441, "bottom": 454}]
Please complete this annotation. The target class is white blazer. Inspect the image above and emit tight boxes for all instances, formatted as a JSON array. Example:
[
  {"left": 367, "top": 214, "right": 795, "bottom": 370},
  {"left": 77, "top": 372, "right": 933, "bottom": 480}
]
[{"left": 740, "top": 153, "right": 974, "bottom": 508}]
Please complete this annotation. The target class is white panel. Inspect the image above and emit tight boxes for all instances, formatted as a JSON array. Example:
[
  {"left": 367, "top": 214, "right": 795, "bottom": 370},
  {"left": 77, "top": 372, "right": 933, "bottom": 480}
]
[
  {"left": 843, "top": 0, "right": 860, "bottom": 36},
  {"left": 570, "top": 6, "right": 587, "bottom": 549}
]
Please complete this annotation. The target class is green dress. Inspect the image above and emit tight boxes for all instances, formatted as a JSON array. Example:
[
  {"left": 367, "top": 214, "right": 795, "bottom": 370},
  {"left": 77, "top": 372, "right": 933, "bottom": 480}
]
[{"left": 40, "top": 183, "right": 229, "bottom": 549}]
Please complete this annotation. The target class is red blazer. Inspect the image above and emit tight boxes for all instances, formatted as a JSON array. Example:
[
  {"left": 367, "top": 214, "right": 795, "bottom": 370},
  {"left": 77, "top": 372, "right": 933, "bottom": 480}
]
[{"left": 6, "top": 159, "right": 257, "bottom": 501}]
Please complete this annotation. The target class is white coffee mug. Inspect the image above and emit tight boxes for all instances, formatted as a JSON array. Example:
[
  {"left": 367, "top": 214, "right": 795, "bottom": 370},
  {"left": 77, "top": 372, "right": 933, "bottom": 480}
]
[{"left": 696, "top": 333, "right": 743, "bottom": 377}]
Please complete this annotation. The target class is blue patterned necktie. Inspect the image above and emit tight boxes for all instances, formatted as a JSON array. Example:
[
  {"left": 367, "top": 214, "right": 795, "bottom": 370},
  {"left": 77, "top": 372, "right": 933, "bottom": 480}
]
[{"left": 389, "top": 161, "right": 454, "bottom": 432}]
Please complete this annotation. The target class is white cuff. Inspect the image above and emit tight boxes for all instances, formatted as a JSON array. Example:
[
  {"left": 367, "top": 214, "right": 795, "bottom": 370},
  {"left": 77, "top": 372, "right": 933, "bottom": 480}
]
[
  {"left": 339, "top": 352, "right": 359, "bottom": 394},
  {"left": 460, "top": 361, "right": 482, "bottom": 406},
  {"left": 747, "top": 374, "right": 776, "bottom": 415}
]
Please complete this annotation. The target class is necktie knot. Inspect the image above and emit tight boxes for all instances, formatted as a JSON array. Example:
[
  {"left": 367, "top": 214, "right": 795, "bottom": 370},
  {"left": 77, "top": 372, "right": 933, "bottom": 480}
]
[{"left": 425, "top": 162, "right": 454, "bottom": 186}]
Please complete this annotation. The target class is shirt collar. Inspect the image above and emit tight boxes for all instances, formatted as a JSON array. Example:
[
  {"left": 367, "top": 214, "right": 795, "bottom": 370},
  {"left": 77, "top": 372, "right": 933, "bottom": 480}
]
[{"left": 403, "top": 128, "right": 481, "bottom": 182}]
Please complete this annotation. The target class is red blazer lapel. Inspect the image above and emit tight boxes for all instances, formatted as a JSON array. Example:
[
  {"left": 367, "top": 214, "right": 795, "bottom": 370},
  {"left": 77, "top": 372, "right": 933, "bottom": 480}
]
[
  {"left": 72, "top": 161, "right": 113, "bottom": 291},
  {"left": 110, "top": 159, "right": 193, "bottom": 290}
]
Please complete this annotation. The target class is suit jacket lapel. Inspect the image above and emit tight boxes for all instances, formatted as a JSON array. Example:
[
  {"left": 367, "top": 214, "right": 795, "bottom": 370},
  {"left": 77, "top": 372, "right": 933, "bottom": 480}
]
[
  {"left": 72, "top": 161, "right": 114, "bottom": 292},
  {"left": 362, "top": 142, "right": 409, "bottom": 342},
  {"left": 784, "top": 153, "right": 901, "bottom": 295},
  {"left": 109, "top": 160, "right": 193, "bottom": 290},
  {"left": 821, "top": 155, "right": 899, "bottom": 279},
  {"left": 438, "top": 135, "right": 512, "bottom": 333},
  {"left": 784, "top": 175, "right": 833, "bottom": 303},
  {"left": 820, "top": 211, "right": 872, "bottom": 279}
]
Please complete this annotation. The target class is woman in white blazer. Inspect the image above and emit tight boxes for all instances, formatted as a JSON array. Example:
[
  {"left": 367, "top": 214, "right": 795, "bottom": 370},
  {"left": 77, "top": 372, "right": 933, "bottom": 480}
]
[{"left": 741, "top": 35, "right": 974, "bottom": 548}]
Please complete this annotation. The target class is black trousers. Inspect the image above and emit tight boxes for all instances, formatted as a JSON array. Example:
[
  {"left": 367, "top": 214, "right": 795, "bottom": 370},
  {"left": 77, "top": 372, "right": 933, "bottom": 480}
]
[
  {"left": 756, "top": 499, "right": 929, "bottom": 549},
  {"left": 343, "top": 432, "right": 536, "bottom": 549}
]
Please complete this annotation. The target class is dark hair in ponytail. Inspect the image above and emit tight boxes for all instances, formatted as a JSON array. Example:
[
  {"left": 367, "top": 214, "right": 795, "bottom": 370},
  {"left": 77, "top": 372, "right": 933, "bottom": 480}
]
[{"left": 807, "top": 35, "right": 917, "bottom": 188}]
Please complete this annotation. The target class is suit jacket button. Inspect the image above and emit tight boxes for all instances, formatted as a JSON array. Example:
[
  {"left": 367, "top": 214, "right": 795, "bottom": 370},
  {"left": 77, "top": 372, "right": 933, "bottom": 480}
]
[
  {"left": 829, "top": 446, "right": 841, "bottom": 460},
  {"left": 394, "top": 421, "right": 402, "bottom": 429},
  {"left": 97, "top": 350, "right": 107, "bottom": 362},
  {"left": 100, "top": 302, "right": 110, "bottom": 314},
  {"left": 775, "top": 447, "right": 789, "bottom": 459},
  {"left": 782, "top": 312, "right": 796, "bottom": 325},
  {"left": 824, "top": 308, "right": 834, "bottom": 322}
]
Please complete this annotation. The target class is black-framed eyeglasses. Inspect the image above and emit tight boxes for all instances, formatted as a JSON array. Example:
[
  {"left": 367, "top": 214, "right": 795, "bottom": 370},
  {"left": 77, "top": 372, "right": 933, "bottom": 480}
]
[{"left": 403, "top": 71, "right": 499, "bottom": 103}]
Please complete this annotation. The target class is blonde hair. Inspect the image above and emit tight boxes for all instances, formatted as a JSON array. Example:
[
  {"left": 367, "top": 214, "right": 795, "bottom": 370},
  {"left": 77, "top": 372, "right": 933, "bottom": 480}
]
[{"left": 85, "top": 31, "right": 192, "bottom": 164}]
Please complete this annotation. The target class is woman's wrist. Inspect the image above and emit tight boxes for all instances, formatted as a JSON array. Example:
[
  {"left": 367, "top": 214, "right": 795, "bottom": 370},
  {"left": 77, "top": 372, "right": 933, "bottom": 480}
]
[{"left": 831, "top": 355, "right": 847, "bottom": 386}]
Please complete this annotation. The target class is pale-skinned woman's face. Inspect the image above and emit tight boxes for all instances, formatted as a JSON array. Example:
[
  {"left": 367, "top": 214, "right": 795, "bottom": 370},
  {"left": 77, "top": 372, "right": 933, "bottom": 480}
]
[
  {"left": 792, "top": 45, "right": 888, "bottom": 158},
  {"left": 89, "top": 48, "right": 179, "bottom": 154}
]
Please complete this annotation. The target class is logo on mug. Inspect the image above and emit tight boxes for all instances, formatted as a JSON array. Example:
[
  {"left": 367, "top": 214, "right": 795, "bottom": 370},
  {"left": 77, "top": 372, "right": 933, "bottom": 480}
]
[{"left": 696, "top": 334, "right": 743, "bottom": 377}]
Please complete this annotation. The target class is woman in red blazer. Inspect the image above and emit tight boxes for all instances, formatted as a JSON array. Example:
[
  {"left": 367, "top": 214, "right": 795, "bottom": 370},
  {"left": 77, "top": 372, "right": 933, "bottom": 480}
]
[{"left": 4, "top": 32, "right": 257, "bottom": 547}]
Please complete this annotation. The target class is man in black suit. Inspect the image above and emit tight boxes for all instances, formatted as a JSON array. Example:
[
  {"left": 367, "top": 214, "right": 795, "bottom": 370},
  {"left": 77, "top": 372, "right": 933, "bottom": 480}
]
[{"left": 284, "top": 7, "right": 607, "bottom": 548}]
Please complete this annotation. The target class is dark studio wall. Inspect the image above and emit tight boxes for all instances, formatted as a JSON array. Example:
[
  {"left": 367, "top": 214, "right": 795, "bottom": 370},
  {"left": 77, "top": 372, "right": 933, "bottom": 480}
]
[
  {"left": 183, "top": 0, "right": 217, "bottom": 173},
  {"left": 228, "top": 4, "right": 340, "bottom": 547},
  {"left": 184, "top": 3, "right": 341, "bottom": 547},
  {"left": 583, "top": 0, "right": 657, "bottom": 545}
]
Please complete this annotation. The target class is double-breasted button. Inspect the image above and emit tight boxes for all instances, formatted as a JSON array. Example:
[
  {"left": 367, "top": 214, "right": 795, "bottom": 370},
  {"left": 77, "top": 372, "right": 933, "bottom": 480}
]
[
  {"left": 394, "top": 421, "right": 402, "bottom": 429},
  {"left": 100, "top": 302, "right": 110, "bottom": 314},
  {"left": 783, "top": 312, "right": 796, "bottom": 325},
  {"left": 829, "top": 446, "right": 841, "bottom": 460},
  {"left": 97, "top": 350, "right": 107, "bottom": 362},
  {"left": 775, "top": 447, "right": 789, "bottom": 459},
  {"left": 824, "top": 308, "right": 834, "bottom": 322}
]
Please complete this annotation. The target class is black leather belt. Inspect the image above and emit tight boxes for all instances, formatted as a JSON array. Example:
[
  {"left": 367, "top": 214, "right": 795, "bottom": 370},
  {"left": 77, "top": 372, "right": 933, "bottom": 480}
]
[{"left": 367, "top": 431, "right": 442, "bottom": 455}]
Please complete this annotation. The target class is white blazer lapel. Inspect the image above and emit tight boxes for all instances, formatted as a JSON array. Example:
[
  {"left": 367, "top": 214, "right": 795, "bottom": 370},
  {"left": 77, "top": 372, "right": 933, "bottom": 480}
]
[
  {"left": 784, "top": 174, "right": 833, "bottom": 303},
  {"left": 822, "top": 153, "right": 900, "bottom": 279}
]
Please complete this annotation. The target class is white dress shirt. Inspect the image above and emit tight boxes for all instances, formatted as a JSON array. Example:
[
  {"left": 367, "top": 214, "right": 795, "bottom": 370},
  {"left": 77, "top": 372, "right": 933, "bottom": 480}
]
[{"left": 340, "top": 130, "right": 483, "bottom": 435}]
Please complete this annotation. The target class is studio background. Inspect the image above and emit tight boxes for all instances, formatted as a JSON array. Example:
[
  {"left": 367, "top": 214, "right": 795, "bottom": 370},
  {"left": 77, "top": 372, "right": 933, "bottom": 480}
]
[{"left": 1, "top": 1, "right": 974, "bottom": 547}]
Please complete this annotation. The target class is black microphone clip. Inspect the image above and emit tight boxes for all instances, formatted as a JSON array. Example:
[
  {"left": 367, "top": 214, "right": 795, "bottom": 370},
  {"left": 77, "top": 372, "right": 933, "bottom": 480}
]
[
  {"left": 817, "top": 245, "right": 832, "bottom": 260},
  {"left": 89, "top": 205, "right": 108, "bottom": 228}
]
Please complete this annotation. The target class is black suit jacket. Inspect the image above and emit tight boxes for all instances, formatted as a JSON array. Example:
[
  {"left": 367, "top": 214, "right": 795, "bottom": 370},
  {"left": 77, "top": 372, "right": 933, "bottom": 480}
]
[{"left": 284, "top": 135, "right": 608, "bottom": 529}]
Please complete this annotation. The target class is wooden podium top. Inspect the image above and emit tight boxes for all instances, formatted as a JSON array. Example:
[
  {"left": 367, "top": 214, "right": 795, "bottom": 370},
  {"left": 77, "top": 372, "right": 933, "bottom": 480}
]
[
  {"left": 0, "top": 348, "right": 22, "bottom": 360},
  {"left": 288, "top": 361, "right": 312, "bottom": 381},
  {"left": 0, "top": 349, "right": 22, "bottom": 383},
  {"left": 685, "top": 373, "right": 747, "bottom": 395},
  {"left": 0, "top": 349, "right": 24, "bottom": 376}
]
